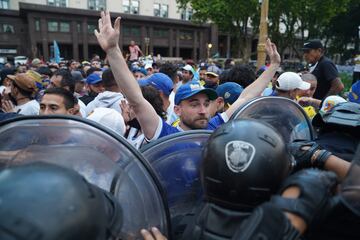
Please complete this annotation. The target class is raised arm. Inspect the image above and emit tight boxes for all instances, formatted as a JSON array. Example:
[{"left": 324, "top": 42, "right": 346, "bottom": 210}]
[
  {"left": 95, "top": 11, "right": 159, "bottom": 139},
  {"left": 225, "top": 39, "right": 281, "bottom": 118}
]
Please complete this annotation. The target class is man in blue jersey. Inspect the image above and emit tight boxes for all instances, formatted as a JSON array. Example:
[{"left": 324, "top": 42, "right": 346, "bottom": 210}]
[{"left": 95, "top": 12, "right": 281, "bottom": 141}]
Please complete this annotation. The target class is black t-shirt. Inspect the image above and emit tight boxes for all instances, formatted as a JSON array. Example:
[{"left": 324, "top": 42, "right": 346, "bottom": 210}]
[{"left": 311, "top": 56, "right": 339, "bottom": 100}]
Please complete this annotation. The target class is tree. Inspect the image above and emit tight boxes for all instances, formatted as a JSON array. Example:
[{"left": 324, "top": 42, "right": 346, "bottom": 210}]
[
  {"left": 267, "top": 0, "right": 350, "bottom": 59},
  {"left": 177, "top": 0, "right": 352, "bottom": 61},
  {"left": 324, "top": 0, "right": 360, "bottom": 61},
  {"left": 177, "top": 0, "right": 259, "bottom": 61}
]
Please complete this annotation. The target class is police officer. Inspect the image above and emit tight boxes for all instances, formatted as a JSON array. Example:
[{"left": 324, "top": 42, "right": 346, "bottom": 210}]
[
  {"left": 312, "top": 102, "right": 360, "bottom": 161},
  {"left": 175, "top": 119, "right": 343, "bottom": 240},
  {"left": 180, "top": 119, "right": 292, "bottom": 239},
  {"left": 289, "top": 141, "right": 360, "bottom": 240},
  {"left": 0, "top": 162, "right": 122, "bottom": 240}
]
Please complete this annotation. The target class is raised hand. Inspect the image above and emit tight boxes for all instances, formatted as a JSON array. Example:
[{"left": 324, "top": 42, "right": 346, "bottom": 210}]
[
  {"left": 2, "top": 100, "right": 15, "bottom": 113},
  {"left": 95, "top": 11, "right": 121, "bottom": 53},
  {"left": 120, "top": 99, "right": 135, "bottom": 123},
  {"left": 265, "top": 38, "right": 281, "bottom": 65}
]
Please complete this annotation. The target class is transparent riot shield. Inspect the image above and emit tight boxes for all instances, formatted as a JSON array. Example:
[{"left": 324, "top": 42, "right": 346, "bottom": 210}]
[
  {"left": 140, "top": 130, "right": 212, "bottom": 219},
  {"left": 230, "top": 97, "right": 314, "bottom": 142},
  {"left": 340, "top": 145, "right": 360, "bottom": 216},
  {"left": 0, "top": 115, "right": 170, "bottom": 239}
]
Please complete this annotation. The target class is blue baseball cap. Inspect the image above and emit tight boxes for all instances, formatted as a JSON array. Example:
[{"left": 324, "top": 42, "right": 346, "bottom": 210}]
[
  {"left": 216, "top": 82, "right": 243, "bottom": 105},
  {"left": 132, "top": 67, "right": 147, "bottom": 76},
  {"left": 138, "top": 73, "right": 174, "bottom": 96},
  {"left": 86, "top": 73, "right": 102, "bottom": 85},
  {"left": 349, "top": 80, "right": 360, "bottom": 103},
  {"left": 175, "top": 81, "right": 218, "bottom": 105}
]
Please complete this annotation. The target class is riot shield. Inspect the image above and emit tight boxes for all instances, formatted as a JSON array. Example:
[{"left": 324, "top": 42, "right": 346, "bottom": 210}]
[
  {"left": 230, "top": 97, "right": 314, "bottom": 142},
  {"left": 340, "top": 145, "right": 360, "bottom": 216},
  {"left": 0, "top": 115, "right": 170, "bottom": 239},
  {"left": 140, "top": 130, "right": 212, "bottom": 219}
]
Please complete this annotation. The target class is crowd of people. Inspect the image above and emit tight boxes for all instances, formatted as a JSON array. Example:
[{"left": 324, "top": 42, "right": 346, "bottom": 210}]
[{"left": 0, "top": 11, "right": 359, "bottom": 240}]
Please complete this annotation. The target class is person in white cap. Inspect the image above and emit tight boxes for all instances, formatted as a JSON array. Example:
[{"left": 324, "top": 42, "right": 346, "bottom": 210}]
[
  {"left": 144, "top": 63, "right": 154, "bottom": 76},
  {"left": 271, "top": 72, "right": 310, "bottom": 100},
  {"left": 181, "top": 64, "right": 195, "bottom": 83},
  {"left": 87, "top": 107, "right": 126, "bottom": 136}
]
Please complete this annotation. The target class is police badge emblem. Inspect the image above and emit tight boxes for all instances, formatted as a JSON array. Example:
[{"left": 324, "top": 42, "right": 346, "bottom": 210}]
[{"left": 225, "top": 140, "right": 256, "bottom": 173}]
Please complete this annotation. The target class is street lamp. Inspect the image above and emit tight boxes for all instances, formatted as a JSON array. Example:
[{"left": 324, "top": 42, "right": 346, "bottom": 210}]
[
  {"left": 144, "top": 37, "right": 150, "bottom": 56},
  {"left": 207, "top": 43, "right": 213, "bottom": 60}
]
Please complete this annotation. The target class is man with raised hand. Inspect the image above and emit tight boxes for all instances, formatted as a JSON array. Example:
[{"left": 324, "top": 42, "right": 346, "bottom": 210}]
[{"left": 95, "top": 11, "right": 281, "bottom": 141}]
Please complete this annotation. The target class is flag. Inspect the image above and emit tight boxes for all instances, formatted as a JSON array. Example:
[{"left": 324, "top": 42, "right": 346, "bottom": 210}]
[{"left": 53, "top": 40, "right": 60, "bottom": 63}]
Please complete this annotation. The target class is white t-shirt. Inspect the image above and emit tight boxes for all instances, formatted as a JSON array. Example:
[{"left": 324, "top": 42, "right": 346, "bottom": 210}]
[{"left": 14, "top": 99, "right": 39, "bottom": 115}]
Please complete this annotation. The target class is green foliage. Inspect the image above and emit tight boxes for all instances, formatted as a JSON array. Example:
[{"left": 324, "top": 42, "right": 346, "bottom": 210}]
[
  {"left": 340, "top": 72, "right": 353, "bottom": 92},
  {"left": 177, "top": 0, "right": 356, "bottom": 61}
]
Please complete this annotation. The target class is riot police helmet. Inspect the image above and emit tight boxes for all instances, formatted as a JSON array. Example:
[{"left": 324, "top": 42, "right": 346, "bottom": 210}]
[
  {"left": 201, "top": 119, "right": 292, "bottom": 210},
  {"left": 0, "top": 162, "right": 122, "bottom": 240}
]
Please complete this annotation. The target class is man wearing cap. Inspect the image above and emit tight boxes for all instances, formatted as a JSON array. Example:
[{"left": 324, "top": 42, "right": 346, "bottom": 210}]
[
  {"left": 132, "top": 67, "right": 147, "bottom": 80},
  {"left": 95, "top": 12, "right": 280, "bottom": 141},
  {"left": 1, "top": 71, "right": 40, "bottom": 115},
  {"left": 144, "top": 63, "right": 154, "bottom": 76},
  {"left": 204, "top": 65, "right": 222, "bottom": 89},
  {"left": 272, "top": 72, "right": 311, "bottom": 100},
  {"left": 198, "top": 66, "right": 207, "bottom": 84},
  {"left": 210, "top": 82, "right": 244, "bottom": 115},
  {"left": 80, "top": 73, "right": 105, "bottom": 105},
  {"left": 181, "top": 64, "right": 195, "bottom": 83},
  {"left": 30, "top": 58, "right": 42, "bottom": 70},
  {"left": 138, "top": 73, "right": 176, "bottom": 124},
  {"left": 71, "top": 71, "right": 86, "bottom": 98},
  {"left": 85, "top": 69, "right": 124, "bottom": 116},
  {"left": 302, "top": 39, "right": 344, "bottom": 100}
]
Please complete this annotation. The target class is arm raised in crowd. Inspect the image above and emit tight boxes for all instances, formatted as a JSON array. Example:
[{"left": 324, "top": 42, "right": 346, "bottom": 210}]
[
  {"left": 225, "top": 39, "right": 281, "bottom": 119},
  {"left": 95, "top": 11, "right": 159, "bottom": 139}
]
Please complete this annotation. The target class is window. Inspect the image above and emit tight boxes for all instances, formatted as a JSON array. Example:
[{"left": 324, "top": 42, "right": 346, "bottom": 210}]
[
  {"left": 47, "top": 0, "right": 67, "bottom": 7},
  {"left": 154, "top": 3, "right": 168, "bottom": 18},
  {"left": 153, "top": 28, "right": 169, "bottom": 38},
  {"left": 0, "top": 24, "right": 14, "bottom": 33},
  {"left": 88, "top": 0, "right": 106, "bottom": 11},
  {"left": 48, "top": 21, "right": 58, "bottom": 32},
  {"left": 77, "top": 22, "right": 81, "bottom": 33},
  {"left": 60, "top": 22, "right": 70, "bottom": 32},
  {"left": 154, "top": 3, "right": 160, "bottom": 17},
  {"left": 123, "top": 26, "right": 141, "bottom": 37},
  {"left": 35, "top": 19, "right": 40, "bottom": 31},
  {"left": 0, "top": 0, "right": 9, "bottom": 9},
  {"left": 123, "top": 0, "right": 139, "bottom": 14},
  {"left": 181, "top": 8, "right": 193, "bottom": 21},
  {"left": 161, "top": 4, "right": 168, "bottom": 18},
  {"left": 88, "top": 23, "right": 97, "bottom": 33},
  {"left": 180, "top": 30, "right": 193, "bottom": 40}
]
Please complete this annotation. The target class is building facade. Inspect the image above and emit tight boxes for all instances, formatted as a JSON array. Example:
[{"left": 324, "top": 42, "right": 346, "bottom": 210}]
[{"left": 0, "top": 0, "right": 218, "bottom": 61}]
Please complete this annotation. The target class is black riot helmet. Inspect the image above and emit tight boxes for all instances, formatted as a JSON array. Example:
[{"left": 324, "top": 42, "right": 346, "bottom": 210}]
[
  {"left": 0, "top": 162, "right": 122, "bottom": 240},
  {"left": 201, "top": 119, "right": 291, "bottom": 210}
]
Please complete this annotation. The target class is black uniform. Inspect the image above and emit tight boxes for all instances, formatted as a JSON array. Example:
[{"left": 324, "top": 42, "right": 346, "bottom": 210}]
[{"left": 311, "top": 56, "right": 339, "bottom": 100}]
